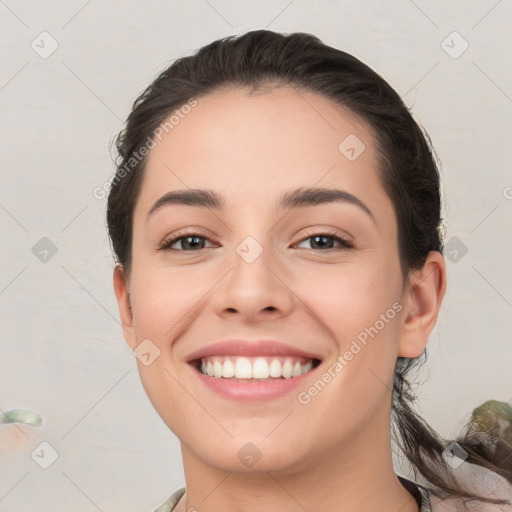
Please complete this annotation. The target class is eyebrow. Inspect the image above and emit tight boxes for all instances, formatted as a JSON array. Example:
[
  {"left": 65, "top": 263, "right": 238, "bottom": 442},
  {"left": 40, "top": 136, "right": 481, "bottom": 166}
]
[{"left": 146, "top": 187, "right": 375, "bottom": 223}]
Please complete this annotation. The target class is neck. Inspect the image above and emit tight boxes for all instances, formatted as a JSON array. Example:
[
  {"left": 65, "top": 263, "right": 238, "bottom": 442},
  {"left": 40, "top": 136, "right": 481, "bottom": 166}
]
[{"left": 176, "top": 411, "right": 419, "bottom": 512}]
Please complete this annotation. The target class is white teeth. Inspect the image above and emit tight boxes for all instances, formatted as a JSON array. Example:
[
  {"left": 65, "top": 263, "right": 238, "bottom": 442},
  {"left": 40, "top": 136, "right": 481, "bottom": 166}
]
[
  {"left": 301, "top": 360, "right": 313, "bottom": 374},
  {"left": 213, "top": 359, "right": 223, "bottom": 378},
  {"left": 198, "top": 356, "right": 316, "bottom": 379},
  {"left": 269, "top": 359, "right": 282, "bottom": 377},
  {"left": 222, "top": 359, "right": 235, "bottom": 378},
  {"left": 234, "top": 357, "right": 252, "bottom": 379},
  {"left": 252, "top": 357, "right": 270, "bottom": 379},
  {"left": 282, "top": 360, "right": 293, "bottom": 379}
]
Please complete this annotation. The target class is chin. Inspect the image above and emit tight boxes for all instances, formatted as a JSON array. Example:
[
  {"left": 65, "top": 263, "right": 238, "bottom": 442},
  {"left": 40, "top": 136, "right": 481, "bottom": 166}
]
[{"left": 191, "top": 436, "right": 309, "bottom": 475}]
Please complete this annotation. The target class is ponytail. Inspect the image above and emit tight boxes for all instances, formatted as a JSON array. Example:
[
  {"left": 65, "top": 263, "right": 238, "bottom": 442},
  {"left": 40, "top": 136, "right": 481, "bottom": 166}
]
[{"left": 392, "top": 356, "right": 512, "bottom": 506}]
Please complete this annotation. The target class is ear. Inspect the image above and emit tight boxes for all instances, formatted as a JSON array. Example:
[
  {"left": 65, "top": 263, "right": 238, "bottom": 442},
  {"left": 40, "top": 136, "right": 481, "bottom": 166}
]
[
  {"left": 113, "top": 265, "right": 137, "bottom": 351},
  {"left": 397, "top": 251, "right": 447, "bottom": 358}
]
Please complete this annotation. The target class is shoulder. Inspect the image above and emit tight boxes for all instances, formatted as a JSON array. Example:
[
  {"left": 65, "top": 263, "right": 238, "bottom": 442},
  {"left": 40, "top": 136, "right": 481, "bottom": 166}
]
[
  {"left": 398, "top": 474, "right": 433, "bottom": 511},
  {"left": 153, "top": 487, "right": 186, "bottom": 512},
  {"left": 400, "top": 464, "right": 512, "bottom": 512},
  {"left": 154, "top": 470, "right": 512, "bottom": 512},
  {"left": 156, "top": 481, "right": 431, "bottom": 511},
  {"left": 429, "top": 463, "right": 512, "bottom": 512}
]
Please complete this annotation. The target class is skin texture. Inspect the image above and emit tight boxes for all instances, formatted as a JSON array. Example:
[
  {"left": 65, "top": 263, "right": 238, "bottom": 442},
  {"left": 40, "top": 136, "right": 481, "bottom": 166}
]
[{"left": 113, "top": 86, "right": 447, "bottom": 512}]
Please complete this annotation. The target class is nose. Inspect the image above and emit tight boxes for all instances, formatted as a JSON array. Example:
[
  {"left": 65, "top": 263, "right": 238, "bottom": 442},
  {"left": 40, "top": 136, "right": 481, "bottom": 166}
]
[{"left": 211, "top": 238, "right": 295, "bottom": 323}]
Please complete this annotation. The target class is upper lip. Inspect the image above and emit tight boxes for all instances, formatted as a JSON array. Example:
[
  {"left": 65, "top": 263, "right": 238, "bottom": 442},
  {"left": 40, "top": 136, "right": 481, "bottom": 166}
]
[{"left": 186, "top": 340, "right": 323, "bottom": 363}]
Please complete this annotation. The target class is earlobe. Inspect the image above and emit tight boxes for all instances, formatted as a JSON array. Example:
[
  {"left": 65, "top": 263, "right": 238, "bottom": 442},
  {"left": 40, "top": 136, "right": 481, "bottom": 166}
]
[
  {"left": 397, "top": 251, "right": 447, "bottom": 358},
  {"left": 113, "top": 265, "right": 137, "bottom": 350}
]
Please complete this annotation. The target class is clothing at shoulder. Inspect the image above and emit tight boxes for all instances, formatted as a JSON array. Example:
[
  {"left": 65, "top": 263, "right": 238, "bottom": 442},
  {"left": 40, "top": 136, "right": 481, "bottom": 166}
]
[
  {"left": 153, "top": 487, "right": 185, "bottom": 512},
  {"left": 154, "top": 465, "right": 512, "bottom": 511},
  {"left": 401, "top": 465, "right": 512, "bottom": 512},
  {"left": 398, "top": 475, "right": 432, "bottom": 512},
  {"left": 153, "top": 478, "right": 431, "bottom": 512}
]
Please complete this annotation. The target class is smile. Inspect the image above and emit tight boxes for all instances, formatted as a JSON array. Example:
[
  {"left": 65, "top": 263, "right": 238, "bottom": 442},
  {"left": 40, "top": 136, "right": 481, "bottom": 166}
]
[
  {"left": 186, "top": 339, "right": 323, "bottom": 400},
  {"left": 197, "top": 355, "right": 319, "bottom": 380}
]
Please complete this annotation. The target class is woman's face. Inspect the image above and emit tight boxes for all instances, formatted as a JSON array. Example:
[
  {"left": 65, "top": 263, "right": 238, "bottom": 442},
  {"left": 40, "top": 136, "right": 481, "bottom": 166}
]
[{"left": 115, "top": 85, "right": 424, "bottom": 474}]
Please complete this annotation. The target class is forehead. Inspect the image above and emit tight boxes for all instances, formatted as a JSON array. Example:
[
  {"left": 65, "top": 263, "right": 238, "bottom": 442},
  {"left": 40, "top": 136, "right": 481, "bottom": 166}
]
[{"left": 135, "top": 85, "right": 391, "bottom": 219}]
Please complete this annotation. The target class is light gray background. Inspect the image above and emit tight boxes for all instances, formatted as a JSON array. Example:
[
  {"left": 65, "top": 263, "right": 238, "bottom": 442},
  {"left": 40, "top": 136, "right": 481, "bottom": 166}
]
[{"left": 1, "top": 1, "right": 511, "bottom": 511}]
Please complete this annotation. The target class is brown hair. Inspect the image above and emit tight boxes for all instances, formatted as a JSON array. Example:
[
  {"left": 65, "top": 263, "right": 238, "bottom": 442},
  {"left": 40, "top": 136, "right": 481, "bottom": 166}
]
[{"left": 106, "top": 29, "right": 511, "bottom": 506}]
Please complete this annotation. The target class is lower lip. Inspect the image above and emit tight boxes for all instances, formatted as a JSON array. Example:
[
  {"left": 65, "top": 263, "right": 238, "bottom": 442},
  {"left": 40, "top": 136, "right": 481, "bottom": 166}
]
[{"left": 190, "top": 364, "right": 318, "bottom": 401}]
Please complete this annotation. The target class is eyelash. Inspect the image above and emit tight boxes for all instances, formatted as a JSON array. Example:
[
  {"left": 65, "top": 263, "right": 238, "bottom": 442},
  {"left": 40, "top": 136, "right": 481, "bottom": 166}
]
[{"left": 158, "top": 229, "right": 354, "bottom": 253}]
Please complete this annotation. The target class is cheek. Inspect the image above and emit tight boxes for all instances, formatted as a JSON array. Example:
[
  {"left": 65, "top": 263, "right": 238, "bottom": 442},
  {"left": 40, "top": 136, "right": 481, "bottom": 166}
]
[
  {"left": 290, "top": 259, "right": 403, "bottom": 410},
  {"left": 130, "top": 264, "right": 211, "bottom": 341},
  {"left": 293, "top": 264, "right": 402, "bottom": 415},
  {"left": 293, "top": 260, "right": 401, "bottom": 345}
]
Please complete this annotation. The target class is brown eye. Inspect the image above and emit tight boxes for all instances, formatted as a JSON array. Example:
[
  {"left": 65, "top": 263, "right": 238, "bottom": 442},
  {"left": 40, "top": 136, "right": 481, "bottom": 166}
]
[
  {"left": 159, "top": 234, "right": 216, "bottom": 252},
  {"left": 295, "top": 233, "right": 353, "bottom": 250}
]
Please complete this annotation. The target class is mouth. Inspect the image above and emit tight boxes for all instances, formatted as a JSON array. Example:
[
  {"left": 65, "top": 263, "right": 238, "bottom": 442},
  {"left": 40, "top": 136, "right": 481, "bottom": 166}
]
[
  {"left": 185, "top": 339, "right": 324, "bottom": 400},
  {"left": 191, "top": 355, "right": 322, "bottom": 381}
]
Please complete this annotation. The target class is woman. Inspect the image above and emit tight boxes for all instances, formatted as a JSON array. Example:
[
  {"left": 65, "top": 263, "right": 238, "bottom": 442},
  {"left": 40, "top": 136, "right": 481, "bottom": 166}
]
[{"left": 107, "top": 30, "right": 511, "bottom": 511}]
